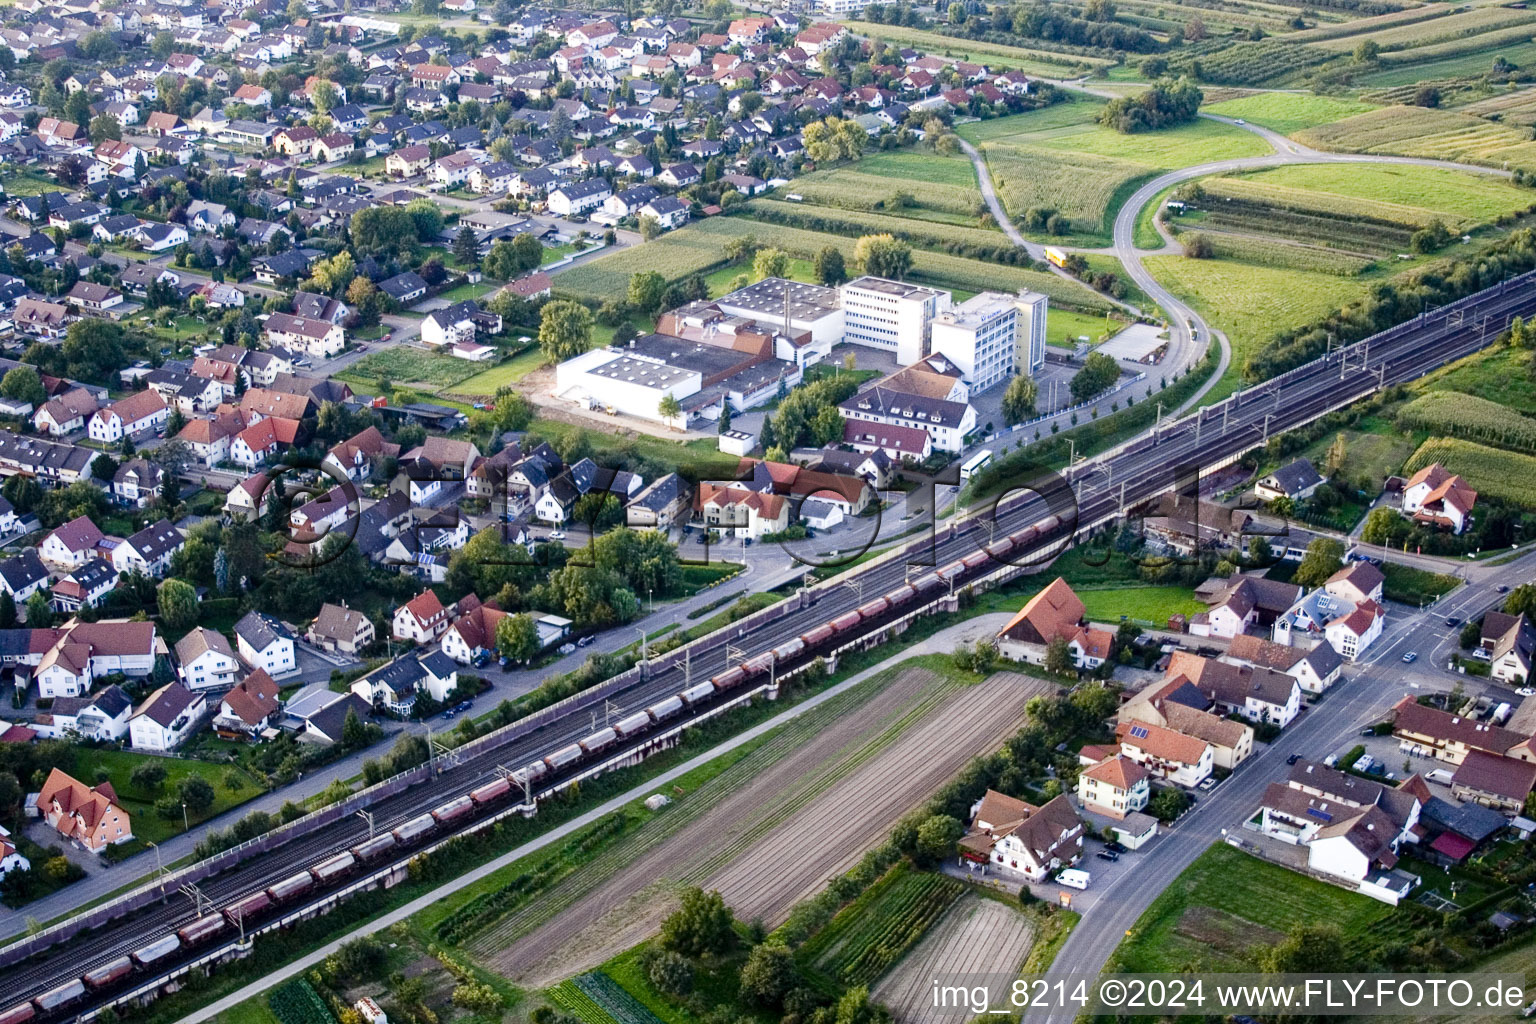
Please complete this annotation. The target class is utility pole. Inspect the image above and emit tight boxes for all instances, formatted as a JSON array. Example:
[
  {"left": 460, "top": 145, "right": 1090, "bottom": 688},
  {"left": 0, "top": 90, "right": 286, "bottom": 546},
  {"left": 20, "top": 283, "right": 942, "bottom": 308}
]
[
  {"left": 634, "top": 626, "right": 647, "bottom": 662},
  {"left": 355, "top": 809, "right": 375, "bottom": 838}
]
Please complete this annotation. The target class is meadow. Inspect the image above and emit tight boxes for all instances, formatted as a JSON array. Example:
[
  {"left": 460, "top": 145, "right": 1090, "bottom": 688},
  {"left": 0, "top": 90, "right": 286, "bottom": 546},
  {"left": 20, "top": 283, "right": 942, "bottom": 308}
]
[
  {"left": 1297, "top": 106, "right": 1536, "bottom": 173},
  {"left": 340, "top": 347, "right": 485, "bottom": 390},
  {"left": 780, "top": 149, "right": 982, "bottom": 225},
  {"left": 555, "top": 215, "right": 1113, "bottom": 311},
  {"left": 1359, "top": 38, "right": 1536, "bottom": 87},
  {"left": 1309, "top": 5, "right": 1536, "bottom": 53},
  {"left": 1202, "top": 92, "right": 1378, "bottom": 135},
  {"left": 1219, "top": 163, "right": 1533, "bottom": 229},
  {"left": 960, "top": 97, "right": 1268, "bottom": 245},
  {"left": 839, "top": 21, "right": 1113, "bottom": 75},
  {"left": 1416, "top": 345, "right": 1536, "bottom": 414},
  {"left": 1112, "top": 843, "right": 1393, "bottom": 973}
]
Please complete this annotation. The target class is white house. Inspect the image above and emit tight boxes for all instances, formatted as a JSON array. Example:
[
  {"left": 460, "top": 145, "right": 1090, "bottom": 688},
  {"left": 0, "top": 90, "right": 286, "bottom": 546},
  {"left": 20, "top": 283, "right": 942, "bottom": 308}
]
[
  {"left": 110, "top": 519, "right": 184, "bottom": 577},
  {"left": 234, "top": 610, "right": 297, "bottom": 677},
  {"left": 175, "top": 626, "right": 241, "bottom": 690},
  {"left": 129, "top": 682, "right": 206, "bottom": 751},
  {"left": 36, "top": 685, "right": 133, "bottom": 742},
  {"left": 264, "top": 312, "right": 344, "bottom": 360},
  {"left": 1116, "top": 719, "right": 1212, "bottom": 788},
  {"left": 87, "top": 389, "right": 168, "bottom": 445},
  {"left": 1401, "top": 462, "right": 1477, "bottom": 534},
  {"left": 957, "top": 790, "right": 1083, "bottom": 882},
  {"left": 392, "top": 589, "right": 451, "bottom": 643},
  {"left": 40, "top": 516, "right": 106, "bottom": 571},
  {"left": 1076, "top": 753, "right": 1150, "bottom": 820}
]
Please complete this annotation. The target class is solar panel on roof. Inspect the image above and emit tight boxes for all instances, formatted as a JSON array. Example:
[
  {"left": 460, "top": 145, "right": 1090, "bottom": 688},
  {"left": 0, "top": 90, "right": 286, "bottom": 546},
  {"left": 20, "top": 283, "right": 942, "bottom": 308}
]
[
  {"left": 1129, "top": 724, "right": 1148, "bottom": 739},
  {"left": 1306, "top": 807, "right": 1333, "bottom": 822}
]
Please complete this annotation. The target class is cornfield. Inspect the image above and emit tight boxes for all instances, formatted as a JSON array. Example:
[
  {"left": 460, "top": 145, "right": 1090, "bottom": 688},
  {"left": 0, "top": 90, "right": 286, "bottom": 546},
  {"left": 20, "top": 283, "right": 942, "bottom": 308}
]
[
  {"left": 804, "top": 867, "right": 964, "bottom": 986},
  {"left": 1311, "top": 6, "right": 1536, "bottom": 52},
  {"left": 1397, "top": 392, "right": 1536, "bottom": 453},
  {"left": 1200, "top": 177, "right": 1450, "bottom": 231},
  {"left": 268, "top": 980, "right": 335, "bottom": 1024},
  {"left": 1202, "top": 233, "right": 1375, "bottom": 276},
  {"left": 1403, "top": 437, "right": 1536, "bottom": 508},
  {"left": 1296, "top": 108, "right": 1536, "bottom": 175}
]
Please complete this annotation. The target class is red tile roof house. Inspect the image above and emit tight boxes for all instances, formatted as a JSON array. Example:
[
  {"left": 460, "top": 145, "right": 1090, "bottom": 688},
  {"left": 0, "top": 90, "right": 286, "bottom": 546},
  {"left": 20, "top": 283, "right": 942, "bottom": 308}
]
[
  {"left": 995, "top": 577, "right": 1114, "bottom": 670},
  {"left": 214, "top": 668, "right": 281, "bottom": 737},
  {"left": 1401, "top": 462, "right": 1477, "bottom": 534},
  {"left": 392, "top": 588, "right": 451, "bottom": 643},
  {"left": 87, "top": 388, "right": 167, "bottom": 444},
  {"left": 957, "top": 789, "right": 1084, "bottom": 882},
  {"left": 40, "top": 515, "right": 108, "bottom": 571},
  {"left": 37, "top": 767, "right": 132, "bottom": 852},
  {"left": 33, "top": 387, "right": 100, "bottom": 436}
]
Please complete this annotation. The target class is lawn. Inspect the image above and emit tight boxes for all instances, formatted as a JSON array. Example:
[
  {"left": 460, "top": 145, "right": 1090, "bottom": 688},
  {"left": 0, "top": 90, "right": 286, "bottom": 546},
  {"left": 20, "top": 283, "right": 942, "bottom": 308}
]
[
  {"left": 525, "top": 415, "right": 742, "bottom": 480},
  {"left": 1293, "top": 416, "right": 1416, "bottom": 491},
  {"left": 434, "top": 281, "right": 495, "bottom": 303},
  {"left": 1417, "top": 345, "right": 1536, "bottom": 415},
  {"left": 339, "top": 347, "right": 483, "bottom": 390},
  {"left": 1379, "top": 561, "right": 1462, "bottom": 605},
  {"left": 961, "top": 97, "right": 1268, "bottom": 246},
  {"left": 449, "top": 347, "right": 544, "bottom": 396},
  {"left": 1296, "top": 105, "right": 1536, "bottom": 175},
  {"left": 1202, "top": 93, "right": 1379, "bottom": 136},
  {"left": 1113, "top": 842, "right": 1393, "bottom": 973},
  {"left": 1046, "top": 308, "right": 1123, "bottom": 348},
  {"left": 703, "top": 257, "right": 816, "bottom": 297},
  {"left": 81, "top": 749, "right": 264, "bottom": 847},
  {"left": 1079, "top": 585, "right": 1203, "bottom": 626},
  {"left": 1227, "top": 162, "right": 1535, "bottom": 229},
  {"left": 1143, "top": 253, "right": 1367, "bottom": 378},
  {"left": 840, "top": 21, "right": 1113, "bottom": 74}
]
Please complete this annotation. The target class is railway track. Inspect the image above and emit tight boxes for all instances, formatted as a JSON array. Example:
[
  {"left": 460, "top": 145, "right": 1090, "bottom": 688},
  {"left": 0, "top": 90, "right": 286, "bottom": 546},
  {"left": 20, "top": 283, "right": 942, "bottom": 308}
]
[{"left": 2, "top": 271, "right": 1533, "bottom": 1021}]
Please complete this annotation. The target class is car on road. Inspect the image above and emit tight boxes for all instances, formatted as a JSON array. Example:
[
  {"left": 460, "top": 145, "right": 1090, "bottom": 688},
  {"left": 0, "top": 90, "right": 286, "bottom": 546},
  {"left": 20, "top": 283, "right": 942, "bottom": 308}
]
[
  {"left": 1499, "top": 584, "right": 1510, "bottom": 593},
  {"left": 1197, "top": 777, "right": 1217, "bottom": 791},
  {"left": 1403, "top": 651, "right": 1417, "bottom": 663},
  {"left": 441, "top": 708, "right": 456, "bottom": 719},
  {"left": 1446, "top": 616, "right": 1461, "bottom": 627},
  {"left": 1286, "top": 753, "right": 1301, "bottom": 765},
  {"left": 1519, "top": 687, "right": 1536, "bottom": 697},
  {"left": 577, "top": 635, "right": 595, "bottom": 647},
  {"left": 549, "top": 530, "right": 566, "bottom": 540},
  {"left": 558, "top": 643, "right": 576, "bottom": 655},
  {"left": 1095, "top": 850, "right": 1119, "bottom": 862},
  {"left": 1235, "top": 118, "right": 1246, "bottom": 124},
  {"left": 1360, "top": 726, "right": 1377, "bottom": 736},
  {"left": 454, "top": 700, "right": 472, "bottom": 714}
]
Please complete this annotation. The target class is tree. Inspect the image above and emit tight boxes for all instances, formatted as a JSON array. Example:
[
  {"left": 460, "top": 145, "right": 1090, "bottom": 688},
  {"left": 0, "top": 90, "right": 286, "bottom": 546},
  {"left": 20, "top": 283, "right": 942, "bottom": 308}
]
[
  {"left": 627, "top": 270, "right": 666, "bottom": 315},
  {"left": 495, "top": 612, "right": 539, "bottom": 664},
  {"left": 342, "top": 708, "right": 369, "bottom": 748},
  {"left": 311, "top": 80, "right": 339, "bottom": 114},
  {"left": 738, "top": 944, "right": 798, "bottom": 1008},
  {"left": 1183, "top": 16, "right": 1206, "bottom": 40},
  {"left": 803, "top": 117, "right": 866, "bottom": 163},
  {"left": 511, "top": 233, "right": 544, "bottom": 275},
  {"left": 130, "top": 761, "right": 167, "bottom": 792},
  {"left": 157, "top": 578, "right": 198, "bottom": 629},
  {"left": 88, "top": 114, "right": 121, "bottom": 144},
  {"left": 638, "top": 215, "right": 661, "bottom": 241},
  {"left": 537, "top": 300, "right": 594, "bottom": 364},
  {"left": 914, "top": 814, "right": 963, "bottom": 865},
  {"left": 452, "top": 225, "right": 481, "bottom": 269},
  {"left": 659, "top": 887, "right": 737, "bottom": 957},
  {"left": 24, "top": 592, "right": 50, "bottom": 628},
  {"left": 1044, "top": 635, "right": 1073, "bottom": 675},
  {"left": 1247, "top": 535, "right": 1273, "bottom": 565},
  {"left": 151, "top": 31, "right": 176, "bottom": 59},
  {"left": 1293, "top": 537, "right": 1345, "bottom": 588},
  {"left": 1353, "top": 38, "right": 1380, "bottom": 62},
  {"left": 658, "top": 394, "right": 683, "bottom": 424},
  {"left": 1181, "top": 232, "right": 1213, "bottom": 259},
  {"left": 646, "top": 950, "right": 693, "bottom": 996},
  {"left": 0, "top": 366, "right": 45, "bottom": 409},
  {"left": 1505, "top": 583, "right": 1536, "bottom": 619},
  {"left": 853, "top": 233, "right": 912, "bottom": 279},
  {"left": 1260, "top": 923, "right": 1350, "bottom": 974},
  {"left": 1069, "top": 352, "right": 1120, "bottom": 403},
  {"left": 1001, "top": 375, "right": 1038, "bottom": 424},
  {"left": 178, "top": 775, "right": 215, "bottom": 815},
  {"left": 814, "top": 245, "right": 846, "bottom": 286},
  {"left": 1147, "top": 786, "right": 1190, "bottom": 822},
  {"left": 0, "top": 592, "right": 14, "bottom": 630},
  {"left": 752, "top": 246, "right": 790, "bottom": 281},
  {"left": 1414, "top": 83, "right": 1442, "bottom": 108}
]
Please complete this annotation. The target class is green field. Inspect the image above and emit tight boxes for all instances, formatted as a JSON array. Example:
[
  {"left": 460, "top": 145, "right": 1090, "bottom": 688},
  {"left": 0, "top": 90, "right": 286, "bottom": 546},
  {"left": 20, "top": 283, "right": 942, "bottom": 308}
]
[
  {"left": 800, "top": 864, "right": 964, "bottom": 986},
  {"left": 340, "top": 347, "right": 482, "bottom": 390},
  {"left": 449, "top": 347, "right": 544, "bottom": 396},
  {"left": 85, "top": 750, "right": 263, "bottom": 847},
  {"left": 1297, "top": 106, "right": 1536, "bottom": 174},
  {"left": 841, "top": 21, "right": 1112, "bottom": 74},
  {"left": 1203, "top": 93, "right": 1379, "bottom": 135},
  {"left": 780, "top": 150, "right": 984, "bottom": 227},
  {"left": 1416, "top": 345, "right": 1536, "bottom": 415},
  {"left": 1048, "top": 308, "right": 1124, "bottom": 348},
  {"left": 1294, "top": 416, "right": 1416, "bottom": 490},
  {"left": 1225, "top": 163, "right": 1534, "bottom": 229},
  {"left": 1361, "top": 38, "right": 1536, "bottom": 87},
  {"left": 960, "top": 96, "right": 1268, "bottom": 245},
  {"left": 1379, "top": 561, "right": 1462, "bottom": 605},
  {"left": 1113, "top": 843, "right": 1393, "bottom": 973},
  {"left": 556, "top": 215, "right": 1111, "bottom": 311},
  {"left": 1080, "top": 586, "right": 1203, "bottom": 625}
]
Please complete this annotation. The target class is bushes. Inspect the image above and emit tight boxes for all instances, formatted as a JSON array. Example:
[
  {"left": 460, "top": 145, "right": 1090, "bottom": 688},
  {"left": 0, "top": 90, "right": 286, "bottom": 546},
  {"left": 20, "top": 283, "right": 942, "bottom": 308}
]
[
  {"left": 745, "top": 200, "right": 1034, "bottom": 267},
  {"left": 1097, "top": 78, "right": 1203, "bottom": 134}
]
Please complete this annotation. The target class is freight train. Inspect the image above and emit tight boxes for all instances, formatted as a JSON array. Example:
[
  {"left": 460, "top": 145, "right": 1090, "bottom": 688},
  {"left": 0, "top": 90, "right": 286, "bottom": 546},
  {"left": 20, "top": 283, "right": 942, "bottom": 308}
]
[{"left": 1, "top": 514, "right": 1058, "bottom": 1022}]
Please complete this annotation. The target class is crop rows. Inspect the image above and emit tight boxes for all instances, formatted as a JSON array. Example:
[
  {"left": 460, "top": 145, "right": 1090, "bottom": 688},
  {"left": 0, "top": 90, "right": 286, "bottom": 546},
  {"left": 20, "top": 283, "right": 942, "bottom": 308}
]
[
  {"left": 805, "top": 868, "right": 964, "bottom": 986},
  {"left": 746, "top": 201, "right": 1027, "bottom": 264},
  {"left": 1200, "top": 177, "right": 1450, "bottom": 230},
  {"left": 1288, "top": 5, "right": 1452, "bottom": 44},
  {"left": 464, "top": 672, "right": 958, "bottom": 955},
  {"left": 574, "top": 971, "right": 665, "bottom": 1024},
  {"left": 268, "top": 980, "right": 335, "bottom": 1024},
  {"left": 1197, "top": 204, "right": 1411, "bottom": 253},
  {"left": 1166, "top": 39, "right": 1333, "bottom": 86},
  {"left": 1202, "top": 232, "right": 1375, "bottom": 275},
  {"left": 1296, "top": 108, "right": 1536, "bottom": 174},
  {"left": 1459, "top": 88, "right": 1536, "bottom": 126},
  {"left": 1397, "top": 391, "right": 1536, "bottom": 453},
  {"left": 1311, "top": 6, "right": 1536, "bottom": 53},
  {"left": 785, "top": 168, "right": 980, "bottom": 219},
  {"left": 1404, "top": 437, "right": 1536, "bottom": 509},
  {"left": 983, "top": 142, "right": 1148, "bottom": 232},
  {"left": 1378, "top": 22, "right": 1536, "bottom": 64},
  {"left": 551, "top": 979, "right": 620, "bottom": 1024}
]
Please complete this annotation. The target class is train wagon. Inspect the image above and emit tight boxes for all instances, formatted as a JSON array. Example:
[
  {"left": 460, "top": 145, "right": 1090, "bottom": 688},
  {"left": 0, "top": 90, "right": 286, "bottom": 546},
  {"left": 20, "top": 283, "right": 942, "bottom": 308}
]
[
  {"left": 311, "top": 852, "right": 356, "bottom": 884},
  {"left": 647, "top": 695, "right": 684, "bottom": 721},
  {"left": 470, "top": 777, "right": 512, "bottom": 805},
  {"left": 431, "top": 796, "right": 474, "bottom": 825},
  {"left": 829, "top": 611, "right": 862, "bottom": 633},
  {"left": 912, "top": 574, "right": 944, "bottom": 594},
  {"left": 545, "top": 744, "right": 583, "bottom": 770},
  {"left": 961, "top": 551, "right": 989, "bottom": 570},
  {"left": 770, "top": 638, "right": 805, "bottom": 661},
  {"left": 130, "top": 935, "right": 181, "bottom": 967},
  {"left": 613, "top": 711, "right": 653, "bottom": 738},
  {"left": 1009, "top": 526, "right": 1038, "bottom": 548},
  {"left": 856, "top": 597, "right": 889, "bottom": 619},
  {"left": 223, "top": 892, "right": 272, "bottom": 926},
  {"left": 578, "top": 727, "right": 617, "bottom": 754},
  {"left": 512, "top": 760, "right": 550, "bottom": 786},
  {"left": 935, "top": 560, "right": 966, "bottom": 581},
  {"left": 352, "top": 833, "right": 397, "bottom": 862},
  {"left": 679, "top": 681, "right": 716, "bottom": 705},
  {"left": 986, "top": 537, "right": 1014, "bottom": 558},
  {"left": 742, "top": 653, "right": 775, "bottom": 676},
  {"left": 82, "top": 957, "right": 133, "bottom": 989},
  {"left": 177, "top": 914, "right": 227, "bottom": 946},
  {"left": 711, "top": 666, "right": 746, "bottom": 690},
  {"left": 393, "top": 813, "right": 437, "bottom": 844},
  {"left": 33, "top": 981, "right": 85, "bottom": 1013},
  {"left": 0, "top": 1004, "right": 33, "bottom": 1024},
  {"left": 799, "top": 623, "right": 835, "bottom": 646},
  {"left": 267, "top": 871, "right": 316, "bottom": 903},
  {"left": 1036, "top": 514, "right": 1061, "bottom": 534},
  {"left": 884, "top": 584, "right": 916, "bottom": 607}
]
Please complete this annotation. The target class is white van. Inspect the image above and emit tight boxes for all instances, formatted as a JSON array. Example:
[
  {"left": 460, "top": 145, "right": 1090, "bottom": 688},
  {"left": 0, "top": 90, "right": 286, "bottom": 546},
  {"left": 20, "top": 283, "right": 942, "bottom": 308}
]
[
  {"left": 1426, "top": 768, "right": 1455, "bottom": 786},
  {"left": 1056, "top": 868, "right": 1091, "bottom": 890}
]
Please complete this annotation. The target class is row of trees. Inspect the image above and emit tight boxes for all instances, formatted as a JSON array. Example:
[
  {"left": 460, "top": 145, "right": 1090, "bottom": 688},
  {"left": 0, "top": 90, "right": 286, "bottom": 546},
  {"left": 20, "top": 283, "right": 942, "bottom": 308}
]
[{"left": 1098, "top": 77, "right": 1204, "bottom": 134}]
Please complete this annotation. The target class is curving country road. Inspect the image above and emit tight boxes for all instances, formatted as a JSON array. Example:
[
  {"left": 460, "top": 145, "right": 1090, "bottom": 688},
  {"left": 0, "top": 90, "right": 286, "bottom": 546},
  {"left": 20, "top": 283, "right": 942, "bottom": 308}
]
[{"left": 961, "top": 98, "right": 1517, "bottom": 418}]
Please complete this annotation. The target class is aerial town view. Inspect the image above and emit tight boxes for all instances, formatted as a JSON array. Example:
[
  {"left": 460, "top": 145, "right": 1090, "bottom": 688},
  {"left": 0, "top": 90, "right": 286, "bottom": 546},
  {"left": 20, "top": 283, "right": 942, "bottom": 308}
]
[{"left": 1, "top": 0, "right": 1536, "bottom": 1020}]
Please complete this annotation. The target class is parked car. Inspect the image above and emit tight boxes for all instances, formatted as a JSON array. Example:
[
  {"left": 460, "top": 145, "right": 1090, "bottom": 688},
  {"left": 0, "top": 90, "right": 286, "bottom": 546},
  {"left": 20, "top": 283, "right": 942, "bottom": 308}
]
[
  {"left": 1197, "top": 777, "right": 1217, "bottom": 791},
  {"left": 1285, "top": 753, "right": 1301, "bottom": 765},
  {"left": 1519, "top": 687, "right": 1536, "bottom": 697},
  {"left": 454, "top": 700, "right": 472, "bottom": 713},
  {"left": 1095, "top": 850, "right": 1119, "bottom": 862},
  {"left": 577, "top": 635, "right": 595, "bottom": 647},
  {"left": 558, "top": 642, "right": 576, "bottom": 655},
  {"left": 1360, "top": 726, "right": 1376, "bottom": 736},
  {"left": 1104, "top": 841, "right": 1127, "bottom": 854},
  {"left": 1402, "top": 651, "right": 1418, "bottom": 663},
  {"left": 549, "top": 530, "right": 567, "bottom": 541}
]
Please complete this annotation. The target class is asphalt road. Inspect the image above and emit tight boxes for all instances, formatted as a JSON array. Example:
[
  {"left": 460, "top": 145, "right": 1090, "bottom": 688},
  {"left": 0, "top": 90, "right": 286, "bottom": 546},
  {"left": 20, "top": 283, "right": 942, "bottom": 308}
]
[{"left": 1038, "top": 548, "right": 1536, "bottom": 1022}]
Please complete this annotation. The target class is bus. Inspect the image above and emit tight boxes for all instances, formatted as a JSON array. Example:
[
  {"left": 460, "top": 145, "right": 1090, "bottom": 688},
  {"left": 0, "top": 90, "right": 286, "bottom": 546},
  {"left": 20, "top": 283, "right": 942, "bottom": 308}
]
[
  {"left": 1044, "top": 246, "right": 1069, "bottom": 269},
  {"left": 959, "top": 448, "right": 993, "bottom": 482}
]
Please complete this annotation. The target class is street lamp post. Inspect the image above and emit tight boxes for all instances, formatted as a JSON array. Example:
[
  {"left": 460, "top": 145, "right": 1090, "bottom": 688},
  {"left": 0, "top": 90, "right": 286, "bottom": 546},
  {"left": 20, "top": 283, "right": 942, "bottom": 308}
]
[{"left": 182, "top": 802, "right": 188, "bottom": 832}]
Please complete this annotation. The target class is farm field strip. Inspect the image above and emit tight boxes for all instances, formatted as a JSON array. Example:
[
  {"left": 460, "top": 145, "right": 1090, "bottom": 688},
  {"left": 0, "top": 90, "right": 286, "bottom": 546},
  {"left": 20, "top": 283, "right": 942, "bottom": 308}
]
[
  {"left": 480, "top": 670, "right": 1049, "bottom": 986},
  {"left": 1201, "top": 93, "right": 1378, "bottom": 135},
  {"left": 1310, "top": 5, "right": 1536, "bottom": 52},
  {"left": 1357, "top": 38, "right": 1536, "bottom": 87},
  {"left": 469, "top": 669, "right": 957, "bottom": 978},
  {"left": 840, "top": 21, "right": 1115, "bottom": 72},
  {"left": 1295, "top": 106, "right": 1536, "bottom": 173},
  {"left": 1287, "top": 4, "right": 1454, "bottom": 44},
  {"left": 872, "top": 896, "right": 1038, "bottom": 1024},
  {"left": 805, "top": 870, "right": 965, "bottom": 985}
]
